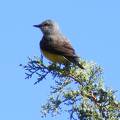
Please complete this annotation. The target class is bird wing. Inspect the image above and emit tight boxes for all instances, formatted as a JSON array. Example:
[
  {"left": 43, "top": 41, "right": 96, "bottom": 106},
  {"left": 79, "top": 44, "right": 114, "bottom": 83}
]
[{"left": 40, "top": 35, "right": 78, "bottom": 58}]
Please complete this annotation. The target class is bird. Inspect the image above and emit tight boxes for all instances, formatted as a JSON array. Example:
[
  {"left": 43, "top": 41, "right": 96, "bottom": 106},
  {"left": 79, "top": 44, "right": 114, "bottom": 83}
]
[{"left": 33, "top": 19, "right": 84, "bottom": 69}]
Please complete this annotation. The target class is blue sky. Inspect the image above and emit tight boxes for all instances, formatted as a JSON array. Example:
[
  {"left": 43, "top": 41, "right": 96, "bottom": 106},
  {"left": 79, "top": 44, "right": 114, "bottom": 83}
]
[{"left": 0, "top": 0, "right": 120, "bottom": 120}]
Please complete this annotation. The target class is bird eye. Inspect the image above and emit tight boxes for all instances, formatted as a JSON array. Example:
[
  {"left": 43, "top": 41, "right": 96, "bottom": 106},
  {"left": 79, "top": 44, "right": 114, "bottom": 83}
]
[{"left": 43, "top": 23, "right": 50, "bottom": 26}]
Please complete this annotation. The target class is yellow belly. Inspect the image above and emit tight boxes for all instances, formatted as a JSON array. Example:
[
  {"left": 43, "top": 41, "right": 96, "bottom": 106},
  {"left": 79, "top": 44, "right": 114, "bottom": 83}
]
[{"left": 41, "top": 50, "right": 68, "bottom": 64}]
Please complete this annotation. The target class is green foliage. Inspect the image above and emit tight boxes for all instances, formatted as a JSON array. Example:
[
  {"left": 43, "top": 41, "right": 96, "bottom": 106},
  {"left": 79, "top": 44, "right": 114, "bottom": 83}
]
[{"left": 21, "top": 57, "right": 120, "bottom": 120}]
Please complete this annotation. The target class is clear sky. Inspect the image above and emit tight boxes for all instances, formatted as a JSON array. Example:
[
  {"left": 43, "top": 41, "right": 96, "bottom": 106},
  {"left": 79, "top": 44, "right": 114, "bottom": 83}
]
[{"left": 0, "top": 0, "right": 120, "bottom": 120}]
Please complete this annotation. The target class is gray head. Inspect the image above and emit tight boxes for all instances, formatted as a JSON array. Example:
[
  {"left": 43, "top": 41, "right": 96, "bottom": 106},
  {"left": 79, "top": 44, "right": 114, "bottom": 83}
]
[{"left": 33, "top": 19, "right": 60, "bottom": 35}]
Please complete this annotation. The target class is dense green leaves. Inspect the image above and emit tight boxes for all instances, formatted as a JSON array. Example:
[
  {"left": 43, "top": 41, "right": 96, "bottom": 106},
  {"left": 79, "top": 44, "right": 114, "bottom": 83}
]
[{"left": 21, "top": 57, "right": 120, "bottom": 120}]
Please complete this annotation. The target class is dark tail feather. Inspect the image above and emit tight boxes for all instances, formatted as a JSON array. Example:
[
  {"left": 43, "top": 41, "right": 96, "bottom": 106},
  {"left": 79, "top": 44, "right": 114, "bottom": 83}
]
[
  {"left": 77, "top": 63, "right": 84, "bottom": 69},
  {"left": 75, "top": 57, "right": 84, "bottom": 69},
  {"left": 66, "top": 56, "right": 84, "bottom": 69}
]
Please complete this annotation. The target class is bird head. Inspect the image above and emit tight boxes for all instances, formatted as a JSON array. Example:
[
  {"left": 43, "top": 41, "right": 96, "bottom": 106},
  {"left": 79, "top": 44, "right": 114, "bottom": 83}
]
[{"left": 33, "top": 19, "right": 59, "bottom": 35}]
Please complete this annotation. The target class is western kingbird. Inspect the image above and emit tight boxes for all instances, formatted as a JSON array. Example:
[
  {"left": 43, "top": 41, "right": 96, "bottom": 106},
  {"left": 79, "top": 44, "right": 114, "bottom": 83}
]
[{"left": 34, "top": 19, "right": 84, "bottom": 69}]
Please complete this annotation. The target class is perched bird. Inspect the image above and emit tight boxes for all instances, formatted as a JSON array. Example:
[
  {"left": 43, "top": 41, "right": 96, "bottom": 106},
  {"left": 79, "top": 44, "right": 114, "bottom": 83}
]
[{"left": 34, "top": 19, "right": 84, "bottom": 69}]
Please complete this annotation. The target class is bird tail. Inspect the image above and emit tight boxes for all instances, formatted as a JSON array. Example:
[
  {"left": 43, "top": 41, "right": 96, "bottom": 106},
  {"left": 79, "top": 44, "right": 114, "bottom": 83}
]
[
  {"left": 67, "top": 56, "right": 84, "bottom": 69},
  {"left": 74, "top": 57, "right": 84, "bottom": 69},
  {"left": 77, "top": 63, "right": 84, "bottom": 69}
]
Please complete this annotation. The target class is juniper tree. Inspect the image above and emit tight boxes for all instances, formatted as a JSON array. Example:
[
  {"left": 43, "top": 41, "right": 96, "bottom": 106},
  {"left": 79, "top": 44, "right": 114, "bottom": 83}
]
[{"left": 21, "top": 57, "right": 120, "bottom": 120}]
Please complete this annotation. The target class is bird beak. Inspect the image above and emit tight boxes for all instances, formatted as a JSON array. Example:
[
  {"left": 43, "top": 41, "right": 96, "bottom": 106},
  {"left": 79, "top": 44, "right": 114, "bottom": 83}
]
[{"left": 33, "top": 24, "right": 41, "bottom": 28}]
